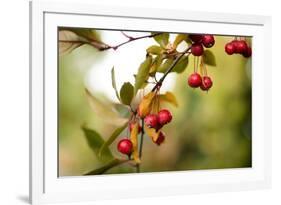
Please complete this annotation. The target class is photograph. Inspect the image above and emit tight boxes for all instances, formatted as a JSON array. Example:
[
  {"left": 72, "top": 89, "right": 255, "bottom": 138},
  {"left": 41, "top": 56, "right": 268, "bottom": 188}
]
[{"left": 58, "top": 28, "right": 252, "bottom": 176}]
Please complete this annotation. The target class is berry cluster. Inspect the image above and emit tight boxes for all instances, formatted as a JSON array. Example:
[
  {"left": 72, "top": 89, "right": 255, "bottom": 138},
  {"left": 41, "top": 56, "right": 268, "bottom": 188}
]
[
  {"left": 117, "top": 108, "right": 172, "bottom": 156},
  {"left": 188, "top": 73, "right": 213, "bottom": 91},
  {"left": 144, "top": 109, "right": 173, "bottom": 145},
  {"left": 190, "top": 34, "right": 215, "bottom": 56},
  {"left": 225, "top": 39, "right": 252, "bottom": 58}
]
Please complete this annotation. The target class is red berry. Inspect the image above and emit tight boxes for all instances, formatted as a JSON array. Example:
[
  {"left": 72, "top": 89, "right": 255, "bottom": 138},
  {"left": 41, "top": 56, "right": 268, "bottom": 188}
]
[
  {"left": 117, "top": 138, "right": 133, "bottom": 155},
  {"left": 200, "top": 76, "right": 213, "bottom": 91},
  {"left": 155, "top": 131, "right": 165, "bottom": 145},
  {"left": 225, "top": 42, "right": 235, "bottom": 55},
  {"left": 157, "top": 109, "right": 172, "bottom": 125},
  {"left": 144, "top": 114, "right": 158, "bottom": 128},
  {"left": 188, "top": 73, "right": 202, "bottom": 88},
  {"left": 191, "top": 43, "right": 204, "bottom": 56},
  {"left": 235, "top": 40, "right": 248, "bottom": 54},
  {"left": 242, "top": 47, "right": 252, "bottom": 58},
  {"left": 202, "top": 35, "right": 215, "bottom": 48},
  {"left": 231, "top": 40, "right": 239, "bottom": 51},
  {"left": 128, "top": 122, "right": 142, "bottom": 133},
  {"left": 189, "top": 34, "right": 203, "bottom": 43}
]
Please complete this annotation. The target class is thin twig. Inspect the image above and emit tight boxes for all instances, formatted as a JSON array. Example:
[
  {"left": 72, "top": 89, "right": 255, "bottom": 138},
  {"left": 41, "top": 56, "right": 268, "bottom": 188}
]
[
  {"left": 59, "top": 32, "right": 163, "bottom": 51},
  {"left": 106, "top": 32, "right": 162, "bottom": 51},
  {"left": 121, "top": 31, "right": 134, "bottom": 40},
  {"left": 152, "top": 46, "right": 192, "bottom": 92}
]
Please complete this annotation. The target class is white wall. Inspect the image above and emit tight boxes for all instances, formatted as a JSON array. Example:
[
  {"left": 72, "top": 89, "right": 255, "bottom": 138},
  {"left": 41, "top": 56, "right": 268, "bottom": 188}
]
[{"left": 0, "top": 0, "right": 279, "bottom": 204}]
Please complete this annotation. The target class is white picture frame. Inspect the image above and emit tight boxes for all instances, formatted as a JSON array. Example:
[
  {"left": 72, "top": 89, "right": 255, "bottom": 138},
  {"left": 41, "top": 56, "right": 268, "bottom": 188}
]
[{"left": 30, "top": 1, "right": 272, "bottom": 204}]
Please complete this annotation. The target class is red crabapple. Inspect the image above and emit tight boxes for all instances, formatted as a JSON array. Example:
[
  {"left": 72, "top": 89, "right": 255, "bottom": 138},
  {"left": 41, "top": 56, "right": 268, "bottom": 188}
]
[
  {"left": 157, "top": 109, "right": 172, "bottom": 125},
  {"left": 191, "top": 43, "right": 204, "bottom": 56},
  {"left": 117, "top": 138, "right": 133, "bottom": 155},
  {"left": 200, "top": 76, "right": 213, "bottom": 91},
  {"left": 202, "top": 35, "right": 215, "bottom": 48},
  {"left": 144, "top": 114, "right": 159, "bottom": 128},
  {"left": 188, "top": 73, "right": 202, "bottom": 88}
]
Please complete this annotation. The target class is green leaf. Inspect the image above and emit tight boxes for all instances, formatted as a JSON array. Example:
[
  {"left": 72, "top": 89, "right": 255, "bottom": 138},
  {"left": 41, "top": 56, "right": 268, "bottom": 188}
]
[
  {"left": 111, "top": 67, "right": 120, "bottom": 101},
  {"left": 159, "top": 91, "right": 178, "bottom": 107},
  {"left": 157, "top": 58, "right": 174, "bottom": 73},
  {"left": 113, "top": 103, "right": 130, "bottom": 118},
  {"left": 98, "top": 122, "right": 128, "bottom": 157},
  {"left": 120, "top": 82, "right": 134, "bottom": 105},
  {"left": 146, "top": 45, "right": 163, "bottom": 55},
  {"left": 82, "top": 127, "right": 114, "bottom": 162},
  {"left": 84, "top": 159, "right": 129, "bottom": 175},
  {"left": 134, "top": 56, "right": 153, "bottom": 94},
  {"left": 173, "top": 55, "right": 189, "bottom": 73},
  {"left": 173, "top": 34, "right": 188, "bottom": 47},
  {"left": 203, "top": 50, "right": 216, "bottom": 66},
  {"left": 149, "top": 55, "right": 163, "bottom": 76},
  {"left": 152, "top": 33, "right": 169, "bottom": 48},
  {"left": 85, "top": 89, "right": 127, "bottom": 126}
]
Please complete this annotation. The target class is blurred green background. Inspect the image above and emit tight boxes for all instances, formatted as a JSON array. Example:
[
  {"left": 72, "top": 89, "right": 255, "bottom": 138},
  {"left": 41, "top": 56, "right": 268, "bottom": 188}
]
[{"left": 59, "top": 31, "right": 251, "bottom": 176}]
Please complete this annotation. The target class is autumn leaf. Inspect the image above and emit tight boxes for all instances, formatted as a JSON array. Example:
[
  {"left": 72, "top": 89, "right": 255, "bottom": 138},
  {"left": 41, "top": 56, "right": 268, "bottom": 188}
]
[
  {"left": 137, "top": 91, "right": 156, "bottom": 118},
  {"left": 173, "top": 34, "right": 188, "bottom": 47},
  {"left": 130, "top": 123, "right": 140, "bottom": 164},
  {"left": 159, "top": 91, "right": 178, "bottom": 107},
  {"left": 144, "top": 125, "right": 160, "bottom": 143}
]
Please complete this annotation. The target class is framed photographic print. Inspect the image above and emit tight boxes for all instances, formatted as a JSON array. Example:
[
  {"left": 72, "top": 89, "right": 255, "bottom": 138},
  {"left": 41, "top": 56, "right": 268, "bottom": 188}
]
[{"left": 30, "top": 1, "right": 272, "bottom": 204}]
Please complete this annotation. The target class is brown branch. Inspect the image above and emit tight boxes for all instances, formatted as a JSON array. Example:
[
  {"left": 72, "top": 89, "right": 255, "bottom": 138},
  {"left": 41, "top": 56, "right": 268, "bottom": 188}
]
[
  {"left": 121, "top": 31, "right": 134, "bottom": 40},
  {"left": 59, "top": 32, "right": 163, "bottom": 51},
  {"left": 152, "top": 46, "right": 192, "bottom": 92},
  {"left": 103, "top": 32, "right": 163, "bottom": 51},
  {"left": 59, "top": 39, "right": 111, "bottom": 51}
]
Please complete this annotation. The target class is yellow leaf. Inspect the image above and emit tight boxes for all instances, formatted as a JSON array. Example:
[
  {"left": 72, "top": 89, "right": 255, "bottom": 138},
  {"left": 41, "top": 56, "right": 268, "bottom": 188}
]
[
  {"left": 130, "top": 123, "right": 141, "bottom": 164},
  {"left": 149, "top": 55, "right": 163, "bottom": 77},
  {"left": 159, "top": 91, "right": 178, "bottom": 107},
  {"left": 137, "top": 91, "right": 156, "bottom": 118},
  {"left": 144, "top": 125, "right": 160, "bottom": 143},
  {"left": 173, "top": 34, "right": 188, "bottom": 47}
]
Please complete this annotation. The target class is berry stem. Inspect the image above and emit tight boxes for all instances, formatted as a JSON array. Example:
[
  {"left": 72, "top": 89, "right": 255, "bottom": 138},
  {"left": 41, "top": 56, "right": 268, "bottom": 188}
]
[
  {"left": 136, "top": 119, "right": 145, "bottom": 173},
  {"left": 139, "top": 119, "right": 145, "bottom": 158},
  {"left": 151, "top": 46, "right": 192, "bottom": 92}
]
